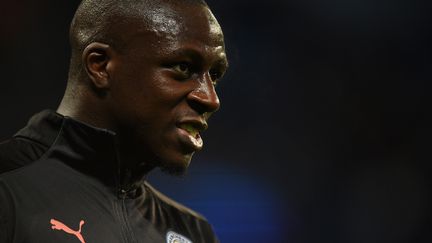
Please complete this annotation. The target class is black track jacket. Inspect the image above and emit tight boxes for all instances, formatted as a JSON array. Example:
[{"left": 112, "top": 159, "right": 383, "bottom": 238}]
[{"left": 0, "top": 110, "right": 218, "bottom": 243}]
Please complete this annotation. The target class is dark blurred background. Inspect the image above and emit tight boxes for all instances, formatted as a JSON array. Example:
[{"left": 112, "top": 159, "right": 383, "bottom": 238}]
[{"left": 1, "top": 0, "right": 431, "bottom": 242}]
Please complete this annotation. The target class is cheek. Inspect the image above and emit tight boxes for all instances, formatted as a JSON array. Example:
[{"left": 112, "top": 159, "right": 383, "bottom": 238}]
[
  {"left": 109, "top": 87, "right": 171, "bottom": 133},
  {"left": 109, "top": 67, "right": 193, "bottom": 125}
]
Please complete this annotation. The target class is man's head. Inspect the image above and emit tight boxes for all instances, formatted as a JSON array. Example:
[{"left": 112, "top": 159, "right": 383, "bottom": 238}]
[{"left": 60, "top": 0, "right": 228, "bottom": 174}]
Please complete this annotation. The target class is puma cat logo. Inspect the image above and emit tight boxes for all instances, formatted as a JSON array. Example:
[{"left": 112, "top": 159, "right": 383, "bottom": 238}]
[{"left": 50, "top": 218, "right": 86, "bottom": 243}]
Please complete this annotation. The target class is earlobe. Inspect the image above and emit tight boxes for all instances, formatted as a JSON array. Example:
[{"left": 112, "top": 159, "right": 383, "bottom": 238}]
[{"left": 82, "top": 42, "right": 112, "bottom": 89}]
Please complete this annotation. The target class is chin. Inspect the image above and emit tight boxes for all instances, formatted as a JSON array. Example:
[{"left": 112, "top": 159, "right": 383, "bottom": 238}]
[{"left": 158, "top": 153, "right": 194, "bottom": 176}]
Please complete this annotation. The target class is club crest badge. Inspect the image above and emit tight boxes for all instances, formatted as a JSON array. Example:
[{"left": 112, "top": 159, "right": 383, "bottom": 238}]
[{"left": 166, "top": 231, "right": 192, "bottom": 243}]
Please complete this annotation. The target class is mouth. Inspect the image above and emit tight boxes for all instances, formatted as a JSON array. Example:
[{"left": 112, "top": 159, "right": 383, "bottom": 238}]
[
  {"left": 176, "top": 120, "right": 208, "bottom": 152},
  {"left": 179, "top": 123, "right": 201, "bottom": 138}
]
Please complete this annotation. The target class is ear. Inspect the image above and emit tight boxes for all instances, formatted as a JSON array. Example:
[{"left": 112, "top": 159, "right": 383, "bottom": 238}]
[{"left": 82, "top": 42, "right": 112, "bottom": 90}]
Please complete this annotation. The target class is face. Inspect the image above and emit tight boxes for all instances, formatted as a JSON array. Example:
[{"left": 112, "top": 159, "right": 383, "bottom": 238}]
[{"left": 106, "top": 3, "right": 228, "bottom": 174}]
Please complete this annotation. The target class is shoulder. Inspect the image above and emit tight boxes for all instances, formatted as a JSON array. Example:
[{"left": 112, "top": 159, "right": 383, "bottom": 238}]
[
  {"left": 0, "top": 176, "right": 15, "bottom": 242},
  {"left": 0, "top": 136, "right": 48, "bottom": 174},
  {"left": 144, "top": 181, "right": 207, "bottom": 221},
  {"left": 143, "top": 181, "right": 219, "bottom": 242},
  {"left": 0, "top": 110, "right": 63, "bottom": 175}
]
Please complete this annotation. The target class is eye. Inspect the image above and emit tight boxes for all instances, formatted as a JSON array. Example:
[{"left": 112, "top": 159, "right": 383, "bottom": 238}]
[
  {"left": 209, "top": 69, "right": 224, "bottom": 86},
  {"left": 172, "top": 63, "right": 192, "bottom": 79}
]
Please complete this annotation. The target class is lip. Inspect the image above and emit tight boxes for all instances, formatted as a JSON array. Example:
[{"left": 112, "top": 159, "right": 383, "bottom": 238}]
[
  {"left": 177, "top": 119, "right": 208, "bottom": 132},
  {"left": 176, "top": 119, "right": 208, "bottom": 152}
]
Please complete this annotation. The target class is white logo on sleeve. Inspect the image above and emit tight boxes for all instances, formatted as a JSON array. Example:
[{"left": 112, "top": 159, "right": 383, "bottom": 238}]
[{"left": 166, "top": 231, "right": 192, "bottom": 243}]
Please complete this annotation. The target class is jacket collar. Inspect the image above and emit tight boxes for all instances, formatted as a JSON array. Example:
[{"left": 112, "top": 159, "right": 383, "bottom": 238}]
[
  {"left": 15, "top": 110, "right": 64, "bottom": 148},
  {"left": 16, "top": 110, "right": 146, "bottom": 197}
]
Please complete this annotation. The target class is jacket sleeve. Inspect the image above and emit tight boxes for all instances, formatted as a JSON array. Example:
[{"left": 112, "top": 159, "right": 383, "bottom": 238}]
[{"left": 0, "top": 180, "right": 14, "bottom": 243}]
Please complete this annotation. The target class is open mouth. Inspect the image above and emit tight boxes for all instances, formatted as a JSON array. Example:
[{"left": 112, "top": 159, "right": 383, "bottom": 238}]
[
  {"left": 176, "top": 121, "right": 207, "bottom": 151},
  {"left": 179, "top": 123, "right": 201, "bottom": 139}
]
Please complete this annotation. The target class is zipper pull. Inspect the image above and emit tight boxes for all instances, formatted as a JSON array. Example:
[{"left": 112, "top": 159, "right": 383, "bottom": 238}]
[{"left": 118, "top": 188, "right": 127, "bottom": 199}]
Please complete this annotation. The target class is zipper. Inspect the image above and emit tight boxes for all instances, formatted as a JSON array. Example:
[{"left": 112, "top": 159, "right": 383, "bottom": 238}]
[
  {"left": 112, "top": 138, "right": 137, "bottom": 243},
  {"left": 115, "top": 189, "right": 137, "bottom": 243}
]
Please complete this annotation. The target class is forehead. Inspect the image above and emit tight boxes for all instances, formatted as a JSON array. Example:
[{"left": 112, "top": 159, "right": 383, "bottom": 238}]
[{"left": 124, "top": 3, "right": 225, "bottom": 55}]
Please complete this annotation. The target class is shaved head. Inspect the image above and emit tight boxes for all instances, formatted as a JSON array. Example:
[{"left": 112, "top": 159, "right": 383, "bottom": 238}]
[
  {"left": 68, "top": 0, "right": 208, "bottom": 82},
  {"left": 58, "top": 0, "right": 227, "bottom": 174}
]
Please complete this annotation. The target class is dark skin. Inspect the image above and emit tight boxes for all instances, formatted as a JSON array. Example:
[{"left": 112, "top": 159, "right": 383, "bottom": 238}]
[{"left": 57, "top": 2, "right": 228, "bottom": 177}]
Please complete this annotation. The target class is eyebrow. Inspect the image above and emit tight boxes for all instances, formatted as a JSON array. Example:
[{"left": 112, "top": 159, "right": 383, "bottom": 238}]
[{"left": 169, "top": 48, "right": 229, "bottom": 68}]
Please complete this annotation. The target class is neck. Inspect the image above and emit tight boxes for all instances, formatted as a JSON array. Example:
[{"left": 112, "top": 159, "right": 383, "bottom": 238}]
[
  {"left": 57, "top": 84, "right": 156, "bottom": 184},
  {"left": 57, "top": 84, "right": 114, "bottom": 131}
]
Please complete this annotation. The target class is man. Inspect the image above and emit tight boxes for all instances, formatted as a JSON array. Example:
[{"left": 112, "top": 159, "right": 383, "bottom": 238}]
[{"left": 0, "top": 0, "right": 228, "bottom": 242}]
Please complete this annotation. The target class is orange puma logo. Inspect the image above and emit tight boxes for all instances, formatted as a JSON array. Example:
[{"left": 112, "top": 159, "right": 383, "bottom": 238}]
[{"left": 50, "top": 218, "right": 86, "bottom": 243}]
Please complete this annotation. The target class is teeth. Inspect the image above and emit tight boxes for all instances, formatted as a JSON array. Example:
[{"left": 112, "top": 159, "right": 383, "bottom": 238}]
[{"left": 180, "top": 124, "right": 199, "bottom": 137}]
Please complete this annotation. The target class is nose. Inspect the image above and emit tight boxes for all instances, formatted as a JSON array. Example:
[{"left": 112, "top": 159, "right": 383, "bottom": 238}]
[{"left": 187, "top": 74, "right": 220, "bottom": 114}]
